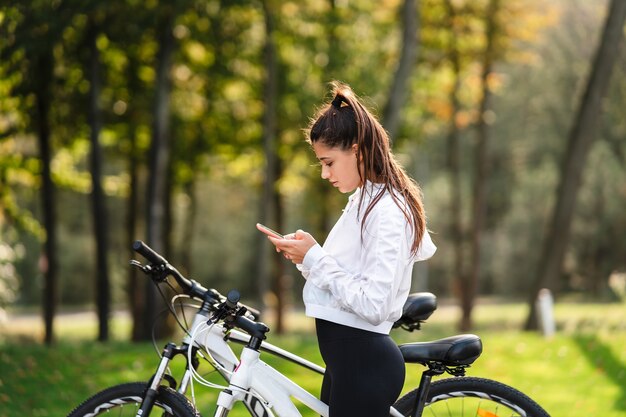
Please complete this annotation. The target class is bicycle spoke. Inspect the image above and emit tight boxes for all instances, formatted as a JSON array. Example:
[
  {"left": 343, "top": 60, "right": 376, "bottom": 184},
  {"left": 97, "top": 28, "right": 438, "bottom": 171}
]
[{"left": 426, "top": 396, "right": 526, "bottom": 417}]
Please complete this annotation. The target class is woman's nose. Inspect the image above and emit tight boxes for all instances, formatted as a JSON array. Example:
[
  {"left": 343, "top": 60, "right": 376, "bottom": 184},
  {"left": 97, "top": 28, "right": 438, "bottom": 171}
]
[{"left": 321, "top": 165, "right": 330, "bottom": 179}]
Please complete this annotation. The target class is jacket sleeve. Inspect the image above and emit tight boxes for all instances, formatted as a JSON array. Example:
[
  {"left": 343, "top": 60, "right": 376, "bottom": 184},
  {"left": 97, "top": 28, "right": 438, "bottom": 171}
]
[{"left": 301, "top": 201, "right": 412, "bottom": 325}]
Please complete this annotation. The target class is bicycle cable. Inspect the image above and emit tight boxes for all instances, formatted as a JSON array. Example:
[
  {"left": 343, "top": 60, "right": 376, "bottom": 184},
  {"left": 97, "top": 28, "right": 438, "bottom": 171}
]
[
  {"left": 188, "top": 320, "right": 233, "bottom": 381},
  {"left": 170, "top": 294, "right": 202, "bottom": 329},
  {"left": 186, "top": 320, "right": 233, "bottom": 404},
  {"left": 159, "top": 279, "right": 199, "bottom": 337},
  {"left": 149, "top": 278, "right": 206, "bottom": 353},
  {"left": 150, "top": 274, "right": 270, "bottom": 409},
  {"left": 186, "top": 320, "right": 270, "bottom": 409}
]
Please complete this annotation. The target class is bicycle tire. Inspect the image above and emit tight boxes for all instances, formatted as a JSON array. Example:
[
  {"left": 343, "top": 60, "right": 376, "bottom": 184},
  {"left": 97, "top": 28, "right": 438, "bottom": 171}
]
[
  {"left": 67, "top": 382, "right": 200, "bottom": 417},
  {"left": 393, "top": 376, "right": 550, "bottom": 417}
]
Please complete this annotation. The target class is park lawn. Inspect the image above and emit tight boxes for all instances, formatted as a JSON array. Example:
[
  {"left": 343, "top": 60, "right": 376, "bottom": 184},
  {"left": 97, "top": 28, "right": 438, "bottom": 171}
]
[{"left": 0, "top": 301, "right": 625, "bottom": 417}]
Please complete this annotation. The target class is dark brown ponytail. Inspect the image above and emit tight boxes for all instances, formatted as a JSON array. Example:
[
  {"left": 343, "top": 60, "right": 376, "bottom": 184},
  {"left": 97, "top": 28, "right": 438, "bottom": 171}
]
[{"left": 307, "top": 82, "right": 427, "bottom": 255}]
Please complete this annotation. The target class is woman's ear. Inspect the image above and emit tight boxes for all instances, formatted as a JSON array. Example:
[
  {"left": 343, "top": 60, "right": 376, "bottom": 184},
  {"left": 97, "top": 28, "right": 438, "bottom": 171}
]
[{"left": 352, "top": 143, "right": 363, "bottom": 165}]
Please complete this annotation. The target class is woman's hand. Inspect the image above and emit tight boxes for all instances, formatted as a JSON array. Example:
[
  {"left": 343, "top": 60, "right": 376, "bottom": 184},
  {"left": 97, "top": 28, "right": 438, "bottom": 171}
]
[{"left": 268, "top": 230, "right": 317, "bottom": 264}]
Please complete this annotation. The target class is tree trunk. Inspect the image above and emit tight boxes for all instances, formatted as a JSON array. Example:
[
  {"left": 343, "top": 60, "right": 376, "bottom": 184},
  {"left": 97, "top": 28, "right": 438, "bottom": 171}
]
[
  {"left": 383, "top": 0, "right": 419, "bottom": 140},
  {"left": 257, "top": 0, "right": 284, "bottom": 332},
  {"left": 87, "top": 18, "right": 110, "bottom": 342},
  {"left": 444, "top": 0, "right": 466, "bottom": 328},
  {"left": 272, "top": 157, "right": 287, "bottom": 333},
  {"left": 460, "top": 0, "right": 500, "bottom": 332},
  {"left": 125, "top": 56, "right": 145, "bottom": 342},
  {"left": 524, "top": 0, "right": 626, "bottom": 330},
  {"left": 128, "top": 135, "right": 144, "bottom": 341},
  {"left": 179, "top": 178, "right": 197, "bottom": 276},
  {"left": 306, "top": 0, "right": 342, "bottom": 243},
  {"left": 144, "top": 12, "right": 176, "bottom": 340},
  {"left": 164, "top": 156, "right": 174, "bottom": 262},
  {"left": 36, "top": 50, "right": 57, "bottom": 346}
]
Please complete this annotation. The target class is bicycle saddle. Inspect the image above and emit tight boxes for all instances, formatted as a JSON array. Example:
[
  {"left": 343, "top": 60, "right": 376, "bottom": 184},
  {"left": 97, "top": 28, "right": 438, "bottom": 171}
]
[
  {"left": 399, "top": 334, "right": 483, "bottom": 366},
  {"left": 393, "top": 292, "right": 437, "bottom": 329}
]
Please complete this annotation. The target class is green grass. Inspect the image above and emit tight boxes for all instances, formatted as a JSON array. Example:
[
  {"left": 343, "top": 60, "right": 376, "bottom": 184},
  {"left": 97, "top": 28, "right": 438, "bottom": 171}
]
[{"left": 1, "top": 301, "right": 625, "bottom": 417}]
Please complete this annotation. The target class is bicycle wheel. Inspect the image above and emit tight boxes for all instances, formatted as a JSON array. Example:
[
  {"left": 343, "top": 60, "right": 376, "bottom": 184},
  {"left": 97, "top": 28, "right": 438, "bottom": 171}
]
[
  {"left": 393, "top": 377, "right": 550, "bottom": 417},
  {"left": 67, "top": 382, "right": 200, "bottom": 417}
]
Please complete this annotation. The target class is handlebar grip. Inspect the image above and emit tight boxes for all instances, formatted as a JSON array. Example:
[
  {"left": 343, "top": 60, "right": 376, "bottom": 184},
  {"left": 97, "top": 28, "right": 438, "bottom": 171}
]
[{"left": 132, "top": 240, "right": 167, "bottom": 265}]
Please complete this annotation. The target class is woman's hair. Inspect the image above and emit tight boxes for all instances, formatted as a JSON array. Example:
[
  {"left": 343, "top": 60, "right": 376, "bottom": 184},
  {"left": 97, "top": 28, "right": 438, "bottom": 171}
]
[{"left": 307, "top": 81, "right": 427, "bottom": 255}]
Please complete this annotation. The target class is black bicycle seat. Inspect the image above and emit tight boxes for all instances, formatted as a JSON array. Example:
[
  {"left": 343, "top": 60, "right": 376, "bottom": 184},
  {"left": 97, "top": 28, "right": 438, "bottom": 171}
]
[
  {"left": 399, "top": 334, "right": 483, "bottom": 366},
  {"left": 393, "top": 292, "right": 437, "bottom": 329}
]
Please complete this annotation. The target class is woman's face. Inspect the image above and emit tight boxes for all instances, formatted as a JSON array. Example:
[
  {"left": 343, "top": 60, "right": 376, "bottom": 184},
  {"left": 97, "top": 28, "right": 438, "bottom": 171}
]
[{"left": 312, "top": 141, "right": 361, "bottom": 193}]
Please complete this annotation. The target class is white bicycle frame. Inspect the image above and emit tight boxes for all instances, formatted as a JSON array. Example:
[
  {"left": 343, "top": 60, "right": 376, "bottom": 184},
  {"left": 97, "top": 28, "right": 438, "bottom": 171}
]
[{"left": 183, "top": 313, "right": 405, "bottom": 417}]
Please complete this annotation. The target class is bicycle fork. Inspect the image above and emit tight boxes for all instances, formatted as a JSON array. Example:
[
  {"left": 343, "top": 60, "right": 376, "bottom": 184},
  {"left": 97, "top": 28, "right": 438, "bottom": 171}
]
[{"left": 136, "top": 342, "right": 178, "bottom": 417}]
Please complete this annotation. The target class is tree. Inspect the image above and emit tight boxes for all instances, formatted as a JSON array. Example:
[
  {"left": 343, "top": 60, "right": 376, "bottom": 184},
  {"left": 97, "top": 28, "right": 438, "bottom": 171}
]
[
  {"left": 100, "top": 0, "right": 154, "bottom": 342},
  {"left": 524, "top": 0, "right": 626, "bottom": 330},
  {"left": 460, "top": 0, "right": 500, "bottom": 331},
  {"left": 442, "top": 0, "right": 466, "bottom": 329},
  {"left": 1, "top": 2, "right": 71, "bottom": 344},
  {"left": 125, "top": 53, "right": 147, "bottom": 342},
  {"left": 383, "top": 0, "right": 420, "bottom": 139},
  {"left": 256, "top": 0, "right": 286, "bottom": 332},
  {"left": 144, "top": 6, "right": 177, "bottom": 340},
  {"left": 86, "top": 12, "right": 111, "bottom": 342}
]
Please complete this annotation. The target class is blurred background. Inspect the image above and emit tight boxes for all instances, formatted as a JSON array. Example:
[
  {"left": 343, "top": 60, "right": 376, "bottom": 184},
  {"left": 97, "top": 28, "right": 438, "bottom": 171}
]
[
  {"left": 1, "top": 0, "right": 626, "bottom": 415},
  {"left": 1, "top": 0, "right": 625, "bottom": 341}
]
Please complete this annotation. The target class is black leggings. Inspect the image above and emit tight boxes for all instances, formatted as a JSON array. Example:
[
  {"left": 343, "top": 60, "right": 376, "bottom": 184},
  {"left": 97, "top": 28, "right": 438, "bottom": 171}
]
[{"left": 316, "top": 319, "right": 405, "bottom": 417}]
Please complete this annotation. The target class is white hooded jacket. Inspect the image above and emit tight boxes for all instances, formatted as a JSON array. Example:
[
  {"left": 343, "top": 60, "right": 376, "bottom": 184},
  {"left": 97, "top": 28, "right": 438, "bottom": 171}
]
[{"left": 298, "top": 182, "right": 437, "bottom": 334}]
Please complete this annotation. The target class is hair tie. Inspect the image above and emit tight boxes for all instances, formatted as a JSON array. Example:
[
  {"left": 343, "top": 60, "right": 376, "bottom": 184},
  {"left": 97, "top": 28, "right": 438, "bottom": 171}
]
[{"left": 331, "top": 96, "right": 344, "bottom": 109}]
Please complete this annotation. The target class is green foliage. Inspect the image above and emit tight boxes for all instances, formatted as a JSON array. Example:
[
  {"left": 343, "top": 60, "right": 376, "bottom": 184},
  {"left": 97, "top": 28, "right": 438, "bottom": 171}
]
[{"left": 0, "top": 0, "right": 624, "bottom": 319}]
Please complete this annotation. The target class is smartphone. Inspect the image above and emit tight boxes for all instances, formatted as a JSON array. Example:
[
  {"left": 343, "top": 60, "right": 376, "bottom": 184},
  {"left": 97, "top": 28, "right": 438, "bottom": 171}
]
[{"left": 256, "top": 223, "right": 284, "bottom": 239}]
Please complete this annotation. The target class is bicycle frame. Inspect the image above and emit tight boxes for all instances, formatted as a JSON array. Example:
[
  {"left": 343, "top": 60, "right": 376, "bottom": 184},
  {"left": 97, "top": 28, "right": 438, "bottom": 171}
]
[{"left": 180, "top": 310, "right": 406, "bottom": 417}]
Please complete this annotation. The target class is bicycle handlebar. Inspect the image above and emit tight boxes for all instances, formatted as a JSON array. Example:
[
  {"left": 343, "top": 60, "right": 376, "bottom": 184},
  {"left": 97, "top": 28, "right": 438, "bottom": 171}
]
[
  {"left": 133, "top": 240, "right": 209, "bottom": 299},
  {"left": 132, "top": 240, "right": 167, "bottom": 265},
  {"left": 132, "top": 240, "right": 261, "bottom": 320}
]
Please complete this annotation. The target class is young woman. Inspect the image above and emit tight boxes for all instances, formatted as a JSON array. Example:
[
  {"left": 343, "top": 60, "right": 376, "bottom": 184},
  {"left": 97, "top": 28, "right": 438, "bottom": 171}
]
[{"left": 257, "top": 82, "right": 436, "bottom": 417}]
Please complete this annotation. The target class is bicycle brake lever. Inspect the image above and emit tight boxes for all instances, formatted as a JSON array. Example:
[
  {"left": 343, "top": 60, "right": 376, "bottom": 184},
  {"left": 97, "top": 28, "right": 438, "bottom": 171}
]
[
  {"left": 129, "top": 260, "right": 158, "bottom": 277},
  {"left": 130, "top": 260, "right": 148, "bottom": 271}
]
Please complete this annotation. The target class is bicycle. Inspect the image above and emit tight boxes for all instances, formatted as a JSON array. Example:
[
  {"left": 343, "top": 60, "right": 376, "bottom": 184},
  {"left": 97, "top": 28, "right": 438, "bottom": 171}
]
[{"left": 67, "top": 240, "right": 551, "bottom": 417}]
